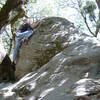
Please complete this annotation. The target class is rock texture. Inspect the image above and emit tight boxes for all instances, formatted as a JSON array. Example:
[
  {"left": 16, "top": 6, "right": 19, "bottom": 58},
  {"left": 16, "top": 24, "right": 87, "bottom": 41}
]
[
  {"left": 1, "top": 17, "right": 100, "bottom": 100},
  {"left": 16, "top": 17, "right": 74, "bottom": 79}
]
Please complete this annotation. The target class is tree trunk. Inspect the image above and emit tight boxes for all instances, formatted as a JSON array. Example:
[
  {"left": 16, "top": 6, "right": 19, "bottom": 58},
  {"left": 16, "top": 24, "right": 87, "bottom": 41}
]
[
  {"left": 0, "top": 0, "right": 26, "bottom": 30},
  {"left": 0, "top": 0, "right": 26, "bottom": 81},
  {"left": 96, "top": 0, "right": 100, "bottom": 9}
]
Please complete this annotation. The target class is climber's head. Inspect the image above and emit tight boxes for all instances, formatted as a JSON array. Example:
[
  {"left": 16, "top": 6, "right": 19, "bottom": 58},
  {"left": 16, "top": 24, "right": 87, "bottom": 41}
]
[{"left": 24, "top": 19, "right": 30, "bottom": 23}]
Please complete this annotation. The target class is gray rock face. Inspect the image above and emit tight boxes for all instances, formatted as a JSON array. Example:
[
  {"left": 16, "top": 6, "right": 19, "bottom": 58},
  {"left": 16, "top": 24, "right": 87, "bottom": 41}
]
[
  {"left": 1, "top": 17, "right": 100, "bottom": 100},
  {"left": 15, "top": 17, "right": 73, "bottom": 79}
]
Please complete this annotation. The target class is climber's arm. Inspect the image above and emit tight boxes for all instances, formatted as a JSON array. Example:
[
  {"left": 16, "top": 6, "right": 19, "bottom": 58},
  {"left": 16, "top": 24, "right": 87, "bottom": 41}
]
[{"left": 31, "top": 21, "right": 40, "bottom": 29}]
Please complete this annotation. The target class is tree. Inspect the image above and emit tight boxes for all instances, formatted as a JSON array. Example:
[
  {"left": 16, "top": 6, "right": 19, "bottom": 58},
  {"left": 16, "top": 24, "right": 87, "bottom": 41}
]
[
  {"left": 95, "top": 0, "right": 100, "bottom": 37},
  {"left": 58, "top": 0, "right": 98, "bottom": 37},
  {"left": 0, "top": 0, "right": 25, "bottom": 30},
  {"left": 0, "top": 0, "right": 28, "bottom": 81},
  {"left": 81, "top": 0, "right": 96, "bottom": 36},
  {"left": 0, "top": 0, "right": 27, "bottom": 56}
]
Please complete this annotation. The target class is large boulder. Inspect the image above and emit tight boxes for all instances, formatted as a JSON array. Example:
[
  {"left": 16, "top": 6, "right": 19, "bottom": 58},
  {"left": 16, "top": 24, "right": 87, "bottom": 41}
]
[
  {"left": 2, "top": 17, "right": 100, "bottom": 100},
  {"left": 16, "top": 17, "right": 100, "bottom": 80},
  {"left": 15, "top": 17, "right": 74, "bottom": 79}
]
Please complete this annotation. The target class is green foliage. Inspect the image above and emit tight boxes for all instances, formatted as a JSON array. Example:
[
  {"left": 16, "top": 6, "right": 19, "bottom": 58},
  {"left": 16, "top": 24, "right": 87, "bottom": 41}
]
[
  {"left": 26, "top": 0, "right": 56, "bottom": 22},
  {"left": 96, "top": 19, "right": 100, "bottom": 28},
  {"left": 29, "top": 0, "right": 37, "bottom": 3},
  {"left": 2, "top": 36, "right": 10, "bottom": 50},
  {"left": 0, "top": 0, "right": 6, "bottom": 8},
  {"left": 82, "top": 0, "right": 96, "bottom": 21},
  {"left": 83, "top": 1, "right": 96, "bottom": 14}
]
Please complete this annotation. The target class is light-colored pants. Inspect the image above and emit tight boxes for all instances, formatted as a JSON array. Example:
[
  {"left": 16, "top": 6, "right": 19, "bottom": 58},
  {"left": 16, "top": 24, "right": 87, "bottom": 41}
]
[{"left": 13, "top": 30, "right": 34, "bottom": 61}]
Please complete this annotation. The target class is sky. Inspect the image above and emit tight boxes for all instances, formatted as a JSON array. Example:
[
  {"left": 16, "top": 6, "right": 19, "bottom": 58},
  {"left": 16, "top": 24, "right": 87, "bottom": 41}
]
[{"left": 27, "top": 0, "right": 78, "bottom": 22}]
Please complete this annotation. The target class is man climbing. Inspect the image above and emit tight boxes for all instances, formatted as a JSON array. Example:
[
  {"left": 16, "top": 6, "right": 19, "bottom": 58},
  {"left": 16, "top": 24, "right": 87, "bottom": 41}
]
[{"left": 13, "top": 19, "right": 40, "bottom": 64}]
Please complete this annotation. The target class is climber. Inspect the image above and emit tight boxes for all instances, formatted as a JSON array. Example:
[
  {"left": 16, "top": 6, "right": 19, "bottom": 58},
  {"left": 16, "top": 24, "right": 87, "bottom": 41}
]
[{"left": 13, "top": 19, "right": 40, "bottom": 64}]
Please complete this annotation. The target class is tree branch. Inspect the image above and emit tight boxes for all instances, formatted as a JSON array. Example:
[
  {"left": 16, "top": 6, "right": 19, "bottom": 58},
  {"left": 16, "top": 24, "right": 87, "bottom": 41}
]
[
  {"left": 77, "top": 0, "right": 95, "bottom": 36},
  {"left": 0, "top": 0, "right": 27, "bottom": 31},
  {"left": 81, "top": 12, "right": 95, "bottom": 36}
]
